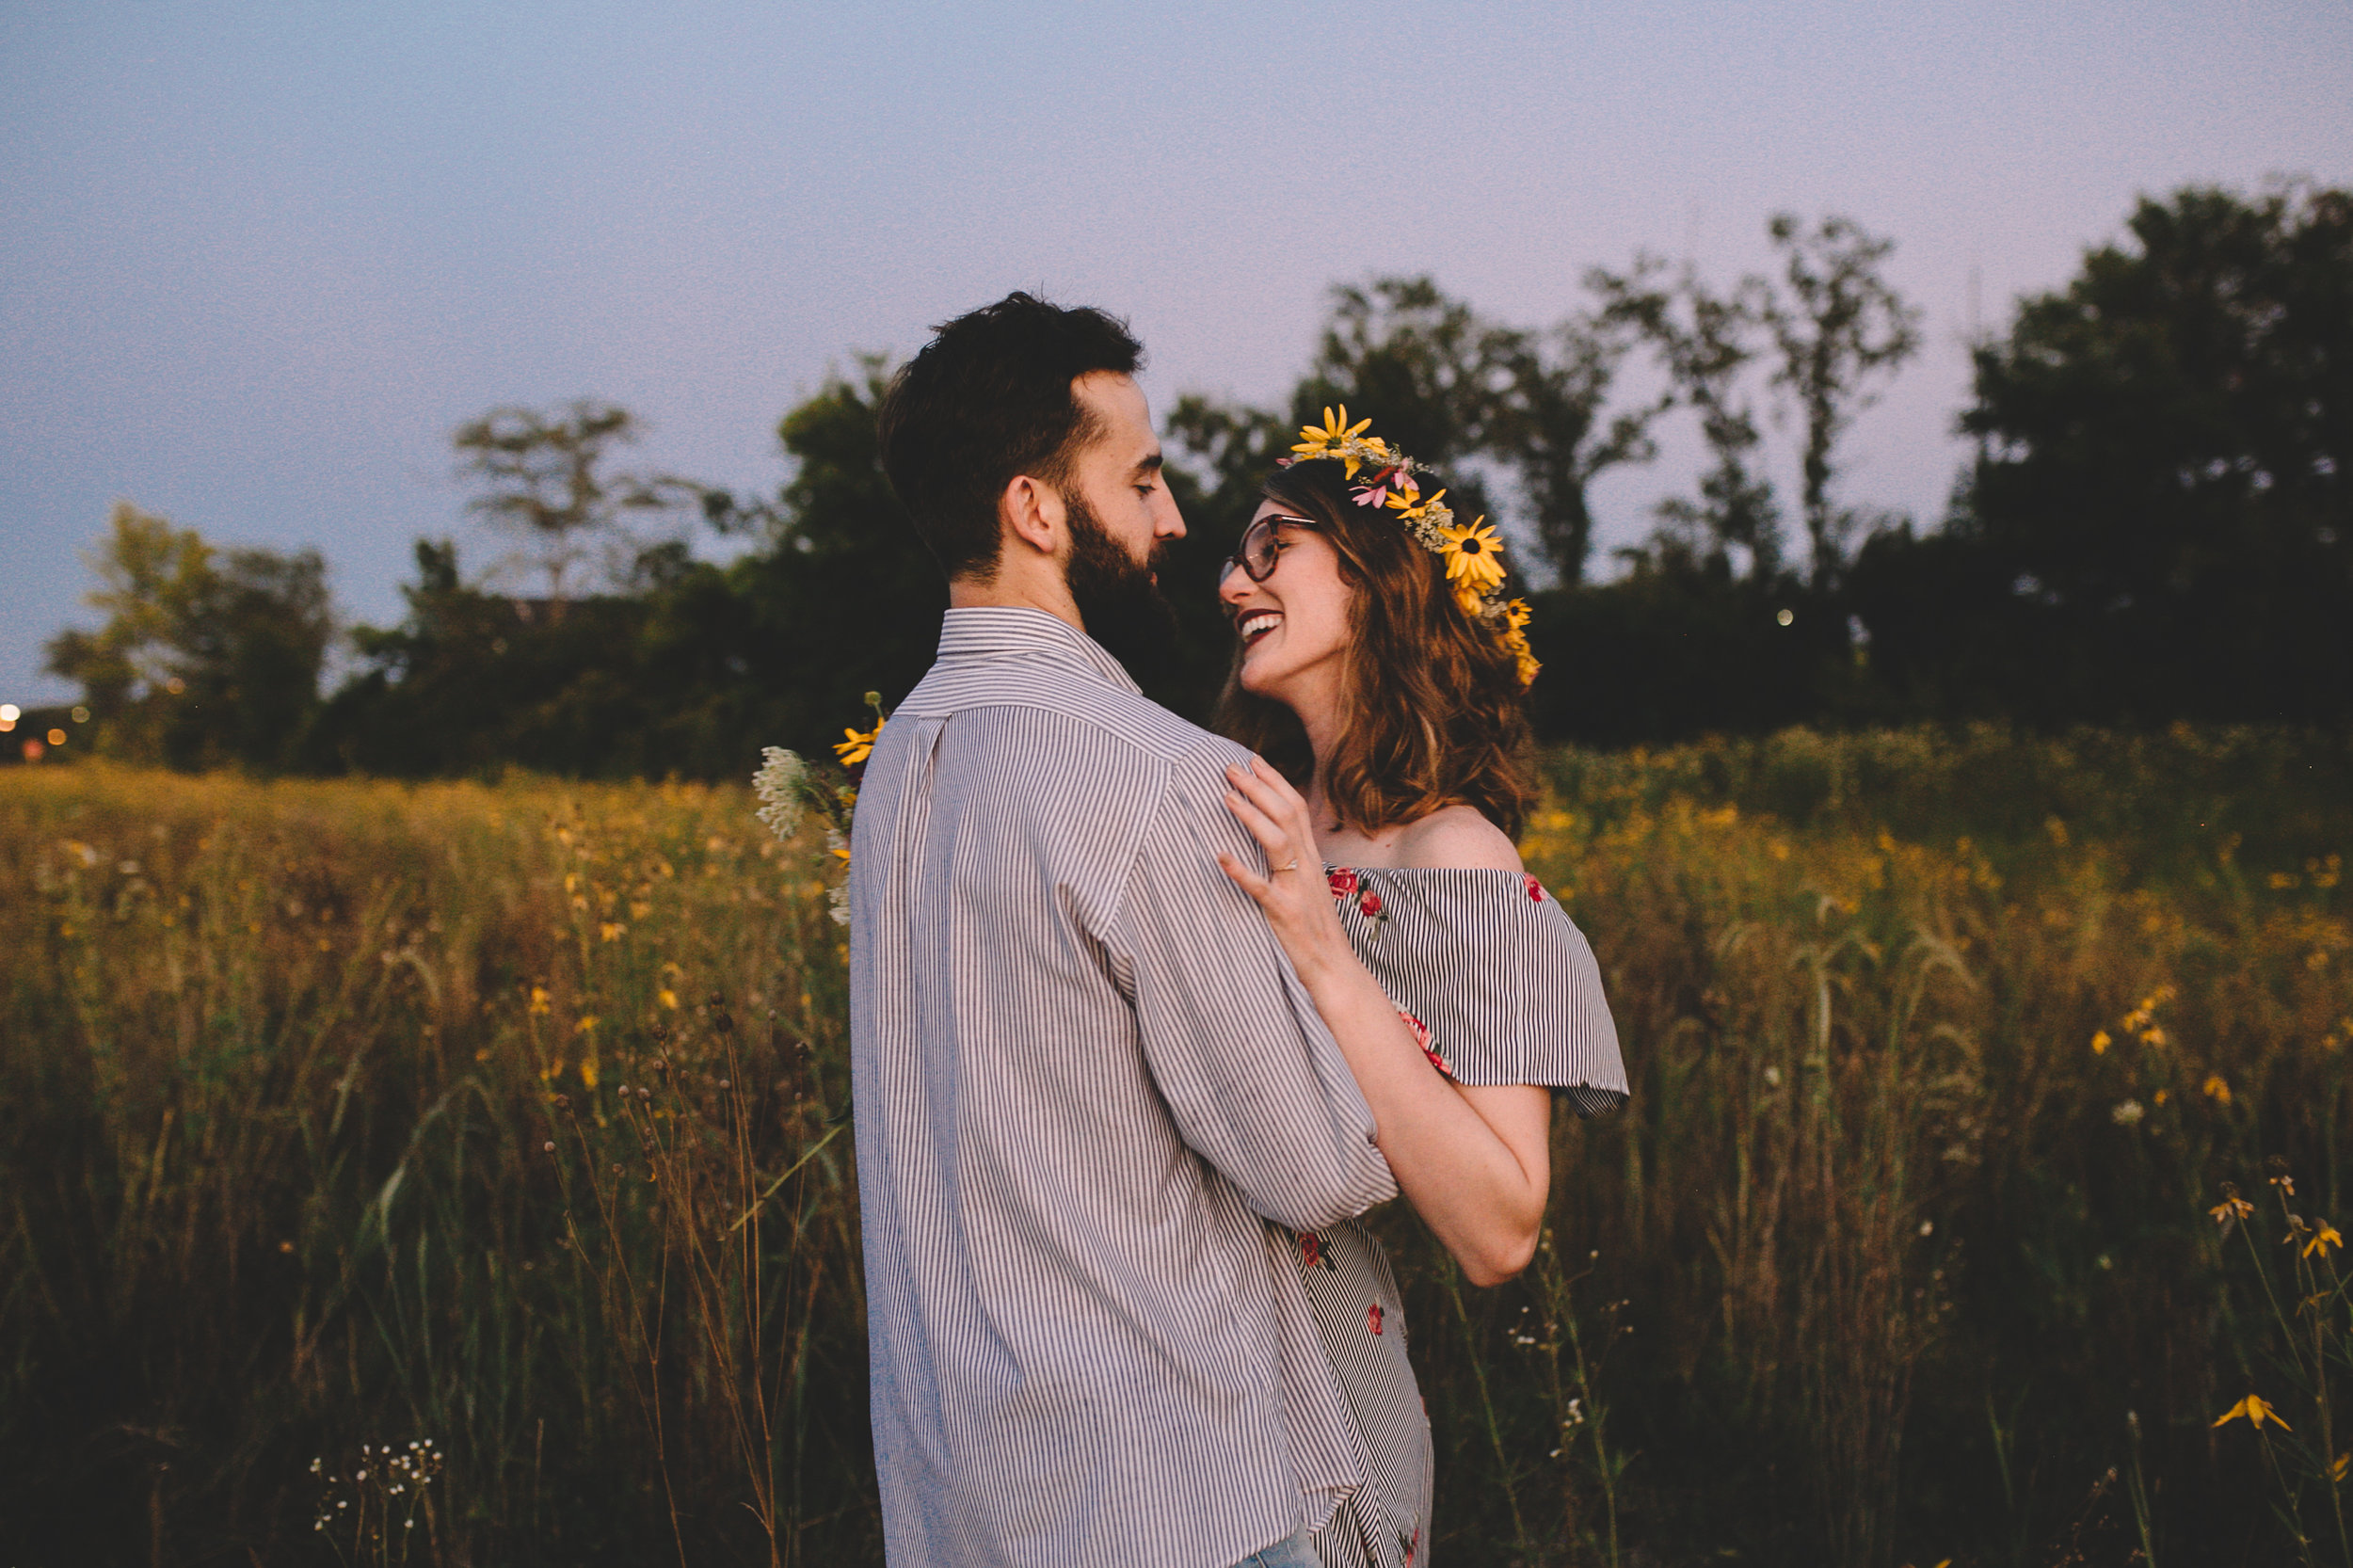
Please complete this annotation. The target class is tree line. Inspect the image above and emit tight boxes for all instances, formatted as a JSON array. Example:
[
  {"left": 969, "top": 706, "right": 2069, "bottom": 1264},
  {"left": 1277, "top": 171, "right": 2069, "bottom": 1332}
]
[{"left": 29, "top": 182, "right": 2352, "bottom": 777}]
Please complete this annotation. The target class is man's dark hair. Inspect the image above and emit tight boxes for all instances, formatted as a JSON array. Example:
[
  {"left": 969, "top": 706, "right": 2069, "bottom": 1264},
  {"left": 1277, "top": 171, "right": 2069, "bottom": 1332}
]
[{"left": 876, "top": 292, "right": 1144, "bottom": 580}]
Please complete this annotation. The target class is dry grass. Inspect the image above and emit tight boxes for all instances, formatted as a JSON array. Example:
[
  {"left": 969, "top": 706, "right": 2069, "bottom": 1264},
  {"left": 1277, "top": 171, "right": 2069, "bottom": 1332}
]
[{"left": 3, "top": 728, "right": 2347, "bottom": 1565}]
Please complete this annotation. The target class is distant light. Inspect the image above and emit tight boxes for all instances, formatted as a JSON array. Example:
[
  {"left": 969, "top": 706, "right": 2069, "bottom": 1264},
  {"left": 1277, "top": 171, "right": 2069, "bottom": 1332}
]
[
  {"left": 165, "top": 678, "right": 186, "bottom": 695},
  {"left": 0, "top": 718, "right": 11, "bottom": 734},
  {"left": 1775, "top": 608, "right": 1795, "bottom": 627},
  {"left": 0, "top": 704, "right": 16, "bottom": 722},
  {"left": 48, "top": 728, "right": 67, "bottom": 745},
  {"left": 71, "top": 705, "right": 90, "bottom": 724},
  {"left": 21, "top": 739, "right": 43, "bottom": 761}
]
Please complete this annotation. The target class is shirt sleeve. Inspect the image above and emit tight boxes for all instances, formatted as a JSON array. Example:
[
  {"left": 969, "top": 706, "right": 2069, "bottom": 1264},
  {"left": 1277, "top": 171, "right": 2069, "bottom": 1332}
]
[
  {"left": 1345, "top": 871, "right": 1630, "bottom": 1115},
  {"left": 1105, "top": 751, "right": 1399, "bottom": 1234}
]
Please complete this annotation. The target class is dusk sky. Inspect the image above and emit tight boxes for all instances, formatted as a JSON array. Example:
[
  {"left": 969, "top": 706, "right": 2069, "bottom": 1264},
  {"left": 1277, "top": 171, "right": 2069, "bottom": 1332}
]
[{"left": 6, "top": 1, "right": 2349, "bottom": 707}]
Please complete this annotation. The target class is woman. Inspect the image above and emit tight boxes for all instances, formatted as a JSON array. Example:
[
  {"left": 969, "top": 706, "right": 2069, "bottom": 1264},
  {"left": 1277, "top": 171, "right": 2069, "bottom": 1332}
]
[{"left": 1211, "top": 409, "right": 1627, "bottom": 1568}]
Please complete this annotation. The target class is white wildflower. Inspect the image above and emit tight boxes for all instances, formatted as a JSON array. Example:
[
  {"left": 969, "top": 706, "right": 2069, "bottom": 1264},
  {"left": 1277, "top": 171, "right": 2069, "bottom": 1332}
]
[
  {"left": 2110, "top": 1098, "right": 2144, "bottom": 1126},
  {"left": 753, "top": 747, "right": 809, "bottom": 842}
]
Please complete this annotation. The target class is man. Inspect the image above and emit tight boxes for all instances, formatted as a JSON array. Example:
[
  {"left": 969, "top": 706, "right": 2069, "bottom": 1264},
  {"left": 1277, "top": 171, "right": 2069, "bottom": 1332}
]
[{"left": 853, "top": 293, "right": 1396, "bottom": 1568}]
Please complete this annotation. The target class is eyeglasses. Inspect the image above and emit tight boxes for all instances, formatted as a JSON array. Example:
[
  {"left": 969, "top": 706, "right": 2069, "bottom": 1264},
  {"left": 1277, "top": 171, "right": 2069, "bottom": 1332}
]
[{"left": 1217, "top": 515, "right": 1319, "bottom": 586}]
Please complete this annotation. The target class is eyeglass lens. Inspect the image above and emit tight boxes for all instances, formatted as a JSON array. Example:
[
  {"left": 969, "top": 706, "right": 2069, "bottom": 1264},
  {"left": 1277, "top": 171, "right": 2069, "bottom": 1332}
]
[{"left": 1217, "top": 517, "right": 1306, "bottom": 585}]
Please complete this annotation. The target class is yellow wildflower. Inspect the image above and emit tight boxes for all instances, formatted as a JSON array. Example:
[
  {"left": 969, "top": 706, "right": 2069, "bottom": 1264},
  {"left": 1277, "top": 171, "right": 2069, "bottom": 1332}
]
[
  {"left": 2305, "top": 1220, "right": 2343, "bottom": 1258},
  {"left": 599, "top": 921, "right": 625, "bottom": 943},
  {"left": 1386, "top": 485, "right": 1445, "bottom": 519},
  {"left": 835, "top": 720, "right": 883, "bottom": 768},
  {"left": 2201, "top": 1074, "right": 2231, "bottom": 1104},
  {"left": 2090, "top": 1029, "right": 2110, "bottom": 1054},
  {"left": 529, "top": 985, "right": 552, "bottom": 1016},
  {"left": 1503, "top": 598, "right": 1533, "bottom": 632},
  {"left": 1434, "top": 516, "right": 1509, "bottom": 599},
  {"left": 1291, "top": 405, "right": 1372, "bottom": 469},
  {"left": 2332, "top": 1452, "right": 2350, "bottom": 1482},
  {"left": 578, "top": 1056, "right": 599, "bottom": 1090},
  {"left": 2211, "top": 1187, "right": 2255, "bottom": 1226},
  {"left": 2213, "top": 1394, "right": 2291, "bottom": 1432},
  {"left": 1502, "top": 626, "right": 1541, "bottom": 687}
]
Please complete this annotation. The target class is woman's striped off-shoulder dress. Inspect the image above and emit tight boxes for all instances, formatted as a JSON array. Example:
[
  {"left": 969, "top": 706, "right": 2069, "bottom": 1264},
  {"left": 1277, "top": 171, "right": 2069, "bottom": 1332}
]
[{"left": 1292, "top": 865, "right": 1628, "bottom": 1568}]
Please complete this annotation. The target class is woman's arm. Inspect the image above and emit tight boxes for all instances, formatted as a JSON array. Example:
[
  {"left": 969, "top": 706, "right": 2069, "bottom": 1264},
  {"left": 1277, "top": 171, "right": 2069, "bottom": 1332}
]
[{"left": 1218, "top": 760, "right": 1552, "bottom": 1287}]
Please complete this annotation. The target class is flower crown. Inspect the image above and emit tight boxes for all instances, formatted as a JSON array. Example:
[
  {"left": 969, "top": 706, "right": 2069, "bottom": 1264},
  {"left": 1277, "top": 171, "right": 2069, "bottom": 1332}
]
[{"left": 1280, "top": 406, "right": 1539, "bottom": 687}]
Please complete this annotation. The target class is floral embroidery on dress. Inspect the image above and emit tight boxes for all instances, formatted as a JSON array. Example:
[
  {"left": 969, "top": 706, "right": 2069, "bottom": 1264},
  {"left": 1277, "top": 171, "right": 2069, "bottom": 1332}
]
[
  {"left": 1369, "top": 1302, "right": 1385, "bottom": 1336},
  {"left": 1328, "top": 866, "right": 1389, "bottom": 930},
  {"left": 1525, "top": 872, "right": 1545, "bottom": 902},
  {"left": 1298, "top": 1231, "right": 1332, "bottom": 1270},
  {"left": 1396, "top": 1008, "right": 1454, "bottom": 1080}
]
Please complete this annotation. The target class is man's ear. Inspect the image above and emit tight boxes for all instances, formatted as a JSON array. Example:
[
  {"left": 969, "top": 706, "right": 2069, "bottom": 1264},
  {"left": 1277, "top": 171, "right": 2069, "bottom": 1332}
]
[{"left": 998, "top": 475, "right": 1065, "bottom": 560}]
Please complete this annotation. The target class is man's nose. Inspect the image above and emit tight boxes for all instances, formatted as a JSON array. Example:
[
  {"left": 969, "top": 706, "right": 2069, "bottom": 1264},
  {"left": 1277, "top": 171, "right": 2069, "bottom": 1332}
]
[{"left": 1155, "top": 489, "right": 1186, "bottom": 539}]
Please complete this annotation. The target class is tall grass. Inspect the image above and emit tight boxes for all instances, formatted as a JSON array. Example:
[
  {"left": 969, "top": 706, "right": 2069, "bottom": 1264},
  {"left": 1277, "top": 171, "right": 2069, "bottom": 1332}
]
[
  {"left": 2, "top": 770, "right": 871, "bottom": 1563},
  {"left": 4, "top": 726, "right": 2347, "bottom": 1565}
]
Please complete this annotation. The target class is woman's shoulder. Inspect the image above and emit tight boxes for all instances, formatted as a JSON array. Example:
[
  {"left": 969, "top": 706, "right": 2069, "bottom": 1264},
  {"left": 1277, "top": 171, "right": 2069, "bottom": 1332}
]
[{"left": 1388, "top": 805, "right": 1524, "bottom": 874}]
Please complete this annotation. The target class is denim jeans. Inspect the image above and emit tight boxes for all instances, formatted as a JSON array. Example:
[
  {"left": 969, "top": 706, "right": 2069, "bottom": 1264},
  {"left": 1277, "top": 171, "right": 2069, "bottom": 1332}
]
[{"left": 1229, "top": 1532, "right": 1318, "bottom": 1568}]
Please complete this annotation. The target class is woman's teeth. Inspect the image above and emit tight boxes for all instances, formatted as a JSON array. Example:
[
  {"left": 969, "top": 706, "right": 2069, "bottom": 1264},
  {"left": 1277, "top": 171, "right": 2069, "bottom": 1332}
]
[{"left": 1240, "top": 612, "right": 1281, "bottom": 646}]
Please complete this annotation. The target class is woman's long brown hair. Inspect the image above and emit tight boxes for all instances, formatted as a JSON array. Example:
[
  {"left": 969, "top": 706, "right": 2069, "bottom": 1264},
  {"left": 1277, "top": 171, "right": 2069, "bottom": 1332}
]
[{"left": 1213, "top": 460, "right": 1536, "bottom": 840}]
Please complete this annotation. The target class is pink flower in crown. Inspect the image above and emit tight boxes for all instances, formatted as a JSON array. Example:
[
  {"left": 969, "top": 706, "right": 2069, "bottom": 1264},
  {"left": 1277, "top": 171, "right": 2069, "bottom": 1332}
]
[
  {"left": 1352, "top": 465, "right": 1418, "bottom": 509},
  {"left": 1525, "top": 873, "right": 1545, "bottom": 902},
  {"left": 1327, "top": 868, "right": 1359, "bottom": 900}
]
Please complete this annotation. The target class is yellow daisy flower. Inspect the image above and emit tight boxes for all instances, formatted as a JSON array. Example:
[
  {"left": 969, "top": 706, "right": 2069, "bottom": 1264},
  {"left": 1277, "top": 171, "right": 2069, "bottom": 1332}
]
[
  {"left": 835, "top": 720, "right": 884, "bottom": 768},
  {"left": 2305, "top": 1219, "right": 2343, "bottom": 1257},
  {"left": 1437, "top": 517, "right": 1509, "bottom": 598},
  {"left": 1504, "top": 598, "right": 1533, "bottom": 632},
  {"left": 1502, "top": 626, "right": 1541, "bottom": 686},
  {"left": 1291, "top": 405, "right": 1372, "bottom": 466}
]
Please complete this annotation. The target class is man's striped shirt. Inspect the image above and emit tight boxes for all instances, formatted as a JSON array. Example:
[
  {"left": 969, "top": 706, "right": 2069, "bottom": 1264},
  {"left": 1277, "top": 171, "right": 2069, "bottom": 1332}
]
[{"left": 849, "top": 608, "right": 1400, "bottom": 1568}]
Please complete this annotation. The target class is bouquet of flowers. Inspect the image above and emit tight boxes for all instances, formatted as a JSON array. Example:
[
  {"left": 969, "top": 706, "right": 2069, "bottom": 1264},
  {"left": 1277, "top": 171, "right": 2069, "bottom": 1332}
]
[{"left": 753, "top": 691, "right": 885, "bottom": 926}]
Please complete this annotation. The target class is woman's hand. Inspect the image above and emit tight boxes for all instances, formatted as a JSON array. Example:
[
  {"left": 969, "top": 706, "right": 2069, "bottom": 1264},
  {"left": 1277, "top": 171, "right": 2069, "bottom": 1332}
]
[{"left": 1217, "top": 759, "right": 1352, "bottom": 984}]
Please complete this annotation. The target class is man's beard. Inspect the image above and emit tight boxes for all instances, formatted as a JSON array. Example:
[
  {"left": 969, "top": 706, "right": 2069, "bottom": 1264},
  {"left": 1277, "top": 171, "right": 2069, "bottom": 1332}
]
[{"left": 1062, "top": 490, "right": 1178, "bottom": 684}]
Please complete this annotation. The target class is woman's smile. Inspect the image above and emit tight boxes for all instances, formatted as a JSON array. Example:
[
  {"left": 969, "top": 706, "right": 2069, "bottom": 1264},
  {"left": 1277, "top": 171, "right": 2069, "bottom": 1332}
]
[{"left": 1238, "top": 610, "right": 1283, "bottom": 649}]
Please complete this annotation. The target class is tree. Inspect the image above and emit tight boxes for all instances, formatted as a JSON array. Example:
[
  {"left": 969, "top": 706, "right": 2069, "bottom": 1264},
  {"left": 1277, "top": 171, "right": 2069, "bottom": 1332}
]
[
  {"left": 1178, "top": 276, "right": 1660, "bottom": 587},
  {"left": 1958, "top": 181, "right": 2353, "bottom": 721},
  {"left": 1591, "top": 257, "right": 1785, "bottom": 578},
  {"left": 453, "top": 401, "right": 693, "bottom": 610},
  {"left": 1763, "top": 214, "right": 1921, "bottom": 588},
  {"left": 1481, "top": 316, "right": 1666, "bottom": 584},
  {"left": 46, "top": 502, "right": 331, "bottom": 769}
]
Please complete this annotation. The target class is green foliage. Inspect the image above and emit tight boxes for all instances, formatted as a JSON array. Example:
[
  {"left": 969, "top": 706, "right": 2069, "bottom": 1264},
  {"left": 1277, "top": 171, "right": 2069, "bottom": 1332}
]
[
  {"left": 1763, "top": 213, "right": 1923, "bottom": 587},
  {"left": 453, "top": 401, "right": 696, "bottom": 605},
  {"left": 45, "top": 500, "right": 331, "bottom": 771},
  {"left": 1865, "top": 183, "right": 2353, "bottom": 725}
]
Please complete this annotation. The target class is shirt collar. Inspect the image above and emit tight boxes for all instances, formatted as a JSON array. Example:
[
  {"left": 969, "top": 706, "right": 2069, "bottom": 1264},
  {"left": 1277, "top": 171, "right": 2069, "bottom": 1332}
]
[{"left": 935, "top": 606, "right": 1143, "bottom": 696}]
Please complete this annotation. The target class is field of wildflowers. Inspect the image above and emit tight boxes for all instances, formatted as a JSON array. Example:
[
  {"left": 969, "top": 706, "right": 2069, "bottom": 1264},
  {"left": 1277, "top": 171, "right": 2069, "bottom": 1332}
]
[{"left": 4, "top": 725, "right": 2348, "bottom": 1566}]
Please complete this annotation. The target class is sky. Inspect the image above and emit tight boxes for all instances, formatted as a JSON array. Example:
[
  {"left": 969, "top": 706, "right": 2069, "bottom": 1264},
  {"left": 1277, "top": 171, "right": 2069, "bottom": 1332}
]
[{"left": 4, "top": 0, "right": 2349, "bottom": 707}]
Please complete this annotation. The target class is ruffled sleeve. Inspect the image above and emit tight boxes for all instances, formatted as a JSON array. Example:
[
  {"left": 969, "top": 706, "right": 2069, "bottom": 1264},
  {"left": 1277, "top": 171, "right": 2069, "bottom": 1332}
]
[{"left": 1326, "top": 866, "right": 1629, "bottom": 1116}]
